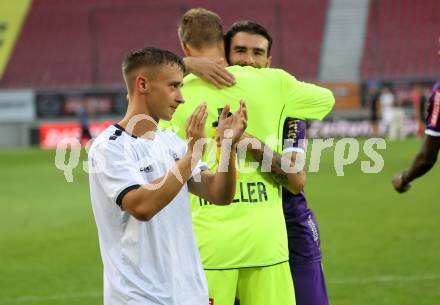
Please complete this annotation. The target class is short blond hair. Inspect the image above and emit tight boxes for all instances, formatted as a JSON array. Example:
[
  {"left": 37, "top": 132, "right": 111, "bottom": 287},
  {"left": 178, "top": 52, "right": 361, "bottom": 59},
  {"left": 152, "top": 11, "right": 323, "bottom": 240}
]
[{"left": 178, "top": 8, "right": 224, "bottom": 50}]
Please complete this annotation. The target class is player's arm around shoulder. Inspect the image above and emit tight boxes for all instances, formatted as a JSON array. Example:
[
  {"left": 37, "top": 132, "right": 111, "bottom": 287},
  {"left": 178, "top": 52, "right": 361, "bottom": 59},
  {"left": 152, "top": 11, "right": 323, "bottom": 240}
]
[
  {"left": 283, "top": 152, "right": 306, "bottom": 194},
  {"left": 188, "top": 101, "right": 248, "bottom": 204},
  {"left": 278, "top": 69, "right": 335, "bottom": 120},
  {"left": 183, "top": 56, "right": 235, "bottom": 89}
]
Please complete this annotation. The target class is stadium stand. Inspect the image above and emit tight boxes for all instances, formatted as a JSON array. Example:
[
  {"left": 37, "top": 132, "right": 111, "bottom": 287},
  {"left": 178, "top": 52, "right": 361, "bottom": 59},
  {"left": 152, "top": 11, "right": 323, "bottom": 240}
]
[
  {"left": 362, "top": 0, "right": 440, "bottom": 80},
  {"left": 280, "top": 0, "right": 328, "bottom": 80},
  {"left": 0, "top": 0, "right": 31, "bottom": 79},
  {"left": 0, "top": 0, "right": 93, "bottom": 88},
  {"left": 0, "top": 0, "right": 328, "bottom": 89}
]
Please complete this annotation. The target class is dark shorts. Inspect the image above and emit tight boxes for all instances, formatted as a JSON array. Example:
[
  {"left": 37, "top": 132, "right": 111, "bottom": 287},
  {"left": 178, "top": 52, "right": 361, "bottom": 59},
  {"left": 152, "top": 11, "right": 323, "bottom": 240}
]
[
  {"left": 290, "top": 261, "right": 329, "bottom": 305},
  {"left": 285, "top": 211, "right": 329, "bottom": 305},
  {"left": 286, "top": 212, "right": 322, "bottom": 264}
]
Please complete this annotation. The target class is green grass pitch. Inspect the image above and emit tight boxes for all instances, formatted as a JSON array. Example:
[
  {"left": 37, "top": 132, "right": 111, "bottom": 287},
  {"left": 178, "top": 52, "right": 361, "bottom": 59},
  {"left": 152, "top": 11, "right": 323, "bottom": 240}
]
[{"left": 0, "top": 137, "right": 439, "bottom": 305}]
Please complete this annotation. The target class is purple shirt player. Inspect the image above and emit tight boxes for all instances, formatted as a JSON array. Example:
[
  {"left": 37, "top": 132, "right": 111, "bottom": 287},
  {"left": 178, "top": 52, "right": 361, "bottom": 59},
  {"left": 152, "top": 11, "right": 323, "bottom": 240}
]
[
  {"left": 425, "top": 82, "right": 440, "bottom": 137},
  {"left": 393, "top": 80, "right": 440, "bottom": 193},
  {"left": 282, "top": 119, "right": 329, "bottom": 305}
]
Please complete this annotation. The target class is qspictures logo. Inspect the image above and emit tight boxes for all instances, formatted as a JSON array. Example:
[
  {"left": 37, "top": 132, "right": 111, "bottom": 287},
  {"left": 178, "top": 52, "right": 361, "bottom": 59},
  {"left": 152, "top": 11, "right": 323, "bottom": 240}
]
[{"left": 54, "top": 114, "right": 387, "bottom": 184}]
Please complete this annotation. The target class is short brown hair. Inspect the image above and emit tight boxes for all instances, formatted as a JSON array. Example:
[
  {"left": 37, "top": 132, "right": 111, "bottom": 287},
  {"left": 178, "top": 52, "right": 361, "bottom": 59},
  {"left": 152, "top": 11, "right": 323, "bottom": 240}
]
[
  {"left": 122, "top": 47, "right": 185, "bottom": 92},
  {"left": 178, "top": 8, "right": 224, "bottom": 50},
  {"left": 122, "top": 47, "right": 185, "bottom": 77}
]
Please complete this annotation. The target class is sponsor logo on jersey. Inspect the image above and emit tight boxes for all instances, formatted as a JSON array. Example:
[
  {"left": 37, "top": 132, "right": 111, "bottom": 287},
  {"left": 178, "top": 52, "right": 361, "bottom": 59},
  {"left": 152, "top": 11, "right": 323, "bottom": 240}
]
[
  {"left": 170, "top": 150, "right": 180, "bottom": 161},
  {"left": 109, "top": 129, "right": 123, "bottom": 141},
  {"left": 140, "top": 165, "right": 154, "bottom": 173},
  {"left": 307, "top": 215, "right": 320, "bottom": 244}
]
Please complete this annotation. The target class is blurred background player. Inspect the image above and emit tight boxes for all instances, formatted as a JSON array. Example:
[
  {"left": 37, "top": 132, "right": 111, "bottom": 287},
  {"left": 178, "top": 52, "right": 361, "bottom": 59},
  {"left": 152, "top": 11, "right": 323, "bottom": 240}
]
[
  {"left": 224, "top": 21, "right": 330, "bottom": 305},
  {"left": 171, "top": 8, "right": 334, "bottom": 305},
  {"left": 366, "top": 81, "right": 380, "bottom": 136},
  {"left": 88, "top": 47, "right": 247, "bottom": 305},
  {"left": 379, "top": 86, "right": 395, "bottom": 138},
  {"left": 392, "top": 37, "right": 440, "bottom": 192},
  {"left": 411, "top": 85, "right": 428, "bottom": 137},
  {"left": 393, "top": 81, "right": 440, "bottom": 193}
]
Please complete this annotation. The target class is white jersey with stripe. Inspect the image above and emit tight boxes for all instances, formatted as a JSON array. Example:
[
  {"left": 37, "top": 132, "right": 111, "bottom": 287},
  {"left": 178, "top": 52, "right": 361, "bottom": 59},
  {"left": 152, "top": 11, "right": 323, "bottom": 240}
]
[{"left": 88, "top": 124, "right": 208, "bottom": 305}]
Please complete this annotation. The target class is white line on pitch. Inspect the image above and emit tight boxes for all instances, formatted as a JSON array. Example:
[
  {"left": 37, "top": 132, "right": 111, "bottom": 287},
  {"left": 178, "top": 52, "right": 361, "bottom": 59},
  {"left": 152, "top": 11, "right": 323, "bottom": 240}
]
[
  {"left": 2, "top": 274, "right": 440, "bottom": 303},
  {"left": 327, "top": 274, "right": 440, "bottom": 284},
  {"left": 0, "top": 291, "right": 101, "bottom": 304}
]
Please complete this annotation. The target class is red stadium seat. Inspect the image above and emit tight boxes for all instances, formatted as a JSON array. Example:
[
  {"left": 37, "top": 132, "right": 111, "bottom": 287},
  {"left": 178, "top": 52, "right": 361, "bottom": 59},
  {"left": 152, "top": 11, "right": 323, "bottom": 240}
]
[
  {"left": 361, "top": 0, "right": 440, "bottom": 80},
  {"left": 0, "top": 0, "right": 328, "bottom": 88}
]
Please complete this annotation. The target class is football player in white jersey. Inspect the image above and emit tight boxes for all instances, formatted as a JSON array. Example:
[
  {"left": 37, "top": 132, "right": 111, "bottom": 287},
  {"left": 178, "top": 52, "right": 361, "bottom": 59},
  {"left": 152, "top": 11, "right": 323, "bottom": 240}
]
[{"left": 88, "top": 47, "right": 247, "bottom": 305}]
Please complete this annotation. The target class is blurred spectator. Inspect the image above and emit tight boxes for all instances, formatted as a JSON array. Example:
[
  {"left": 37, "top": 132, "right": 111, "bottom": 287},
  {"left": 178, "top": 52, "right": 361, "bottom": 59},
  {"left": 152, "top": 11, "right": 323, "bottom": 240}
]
[
  {"left": 78, "top": 98, "right": 92, "bottom": 144},
  {"left": 366, "top": 82, "right": 380, "bottom": 136},
  {"left": 411, "top": 85, "right": 428, "bottom": 137},
  {"left": 380, "top": 86, "right": 405, "bottom": 140},
  {"left": 379, "top": 86, "right": 395, "bottom": 136},
  {"left": 389, "top": 96, "right": 406, "bottom": 140}
]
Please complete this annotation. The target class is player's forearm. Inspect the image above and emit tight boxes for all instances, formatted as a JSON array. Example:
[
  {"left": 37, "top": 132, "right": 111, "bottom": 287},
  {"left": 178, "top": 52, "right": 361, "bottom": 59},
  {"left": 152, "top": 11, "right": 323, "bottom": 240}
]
[
  {"left": 247, "top": 140, "right": 304, "bottom": 193},
  {"left": 403, "top": 151, "right": 437, "bottom": 183},
  {"left": 267, "top": 171, "right": 304, "bottom": 194},
  {"left": 403, "top": 136, "right": 440, "bottom": 183},
  {"left": 122, "top": 153, "right": 196, "bottom": 221},
  {"left": 246, "top": 137, "right": 284, "bottom": 174},
  {"left": 209, "top": 144, "right": 238, "bottom": 204}
]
